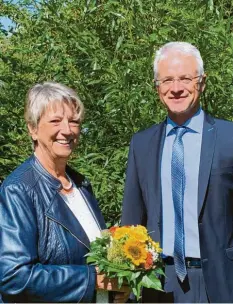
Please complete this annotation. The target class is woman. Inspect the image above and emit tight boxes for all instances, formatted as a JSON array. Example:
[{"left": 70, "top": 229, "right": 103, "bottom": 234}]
[{"left": 0, "top": 82, "right": 129, "bottom": 303}]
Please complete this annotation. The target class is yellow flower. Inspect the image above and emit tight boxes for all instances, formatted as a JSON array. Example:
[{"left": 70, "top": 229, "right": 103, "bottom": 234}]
[
  {"left": 153, "top": 242, "right": 162, "bottom": 253},
  {"left": 114, "top": 226, "right": 131, "bottom": 240},
  {"left": 123, "top": 239, "right": 147, "bottom": 266},
  {"left": 129, "top": 226, "right": 148, "bottom": 243},
  {"left": 148, "top": 237, "right": 163, "bottom": 253}
]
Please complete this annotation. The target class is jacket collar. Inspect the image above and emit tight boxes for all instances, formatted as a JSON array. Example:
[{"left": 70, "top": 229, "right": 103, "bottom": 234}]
[
  {"left": 30, "top": 154, "right": 86, "bottom": 190},
  {"left": 30, "top": 154, "right": 106, "bottom": 248},
  {"left": 30, "top": 155, "right": 61, "bottom": 190}
]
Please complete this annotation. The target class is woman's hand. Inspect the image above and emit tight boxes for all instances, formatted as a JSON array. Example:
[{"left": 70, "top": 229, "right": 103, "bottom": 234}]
[{"left": 96, "top": 270, "right": 131, "bottom": 303}]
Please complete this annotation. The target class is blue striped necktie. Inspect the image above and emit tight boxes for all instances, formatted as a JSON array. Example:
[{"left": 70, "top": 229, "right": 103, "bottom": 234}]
[{"left": 171, "top": 126, "right": 187, "bottom": 282}]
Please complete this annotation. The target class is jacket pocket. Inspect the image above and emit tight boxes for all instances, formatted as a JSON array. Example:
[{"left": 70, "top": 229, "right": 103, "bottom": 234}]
[{"left": 226, "top": 247, "right": 233, "bottom": 259}]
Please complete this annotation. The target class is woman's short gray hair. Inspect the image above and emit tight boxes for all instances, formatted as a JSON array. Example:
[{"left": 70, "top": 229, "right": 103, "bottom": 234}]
[
  {"left": 25, "top": 82, "right": 84, "bottom": 128},
  {"left": 153, "top": 42, "right": 204, "bottom": 79}
]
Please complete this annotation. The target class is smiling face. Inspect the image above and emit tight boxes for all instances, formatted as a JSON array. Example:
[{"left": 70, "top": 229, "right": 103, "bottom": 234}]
[
  {"left": 29, "top": 101, "right": 80, "bottom": 166},
  {"left": 156, "top": 51, "right": 206, "bottom": 124}
]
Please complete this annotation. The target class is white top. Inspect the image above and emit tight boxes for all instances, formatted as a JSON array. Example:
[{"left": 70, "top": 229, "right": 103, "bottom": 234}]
[
  {"left": 60, "top": 186, "right": 108, "bottom": 303},
  {"left": 61, "top": 187, "right": 101, "bottom": 241}
]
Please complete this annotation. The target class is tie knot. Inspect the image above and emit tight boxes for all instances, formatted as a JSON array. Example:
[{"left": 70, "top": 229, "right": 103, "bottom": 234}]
[{"left": 174, "top": 126, "right": 187, "bottom": 138}]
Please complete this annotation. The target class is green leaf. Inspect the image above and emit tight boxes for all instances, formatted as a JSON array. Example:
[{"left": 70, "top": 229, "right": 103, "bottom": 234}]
[
  {"left": 154, "top": 268, "right": 165, "bottom": 276},
  {"left": 117, "top": 271, "right": 132, "bottom": 277},
  {"left": 130, "top": 271, "right": 141, "bottom": 281},
  {"left": 118, "top": 276, "right": 123, "bottom": 288},
  {"left": 115, "top": 35, "right": 124, "bottom": 51},
  {"left": 141, "top": 273, "right": 163, "bottom": 291},
  {"left": 86, "top": 256, "right": 97, "bottom": 263}
]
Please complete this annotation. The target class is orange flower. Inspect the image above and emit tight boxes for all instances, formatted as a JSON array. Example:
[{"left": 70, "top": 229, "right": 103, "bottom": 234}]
[
  {"left": 144, "top": 252, "right": 153, "bottom": 270},
  {"left": 109, "top": 226, "right": 119, "bottom": 236}
]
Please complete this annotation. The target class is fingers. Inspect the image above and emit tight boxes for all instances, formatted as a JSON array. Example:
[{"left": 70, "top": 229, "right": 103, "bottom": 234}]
[
  {"left": 99, "top": 279, "right": 128, "bottom": 291},
  {"left": 97, "top": 275, "right": 117, "bottom": 290}
]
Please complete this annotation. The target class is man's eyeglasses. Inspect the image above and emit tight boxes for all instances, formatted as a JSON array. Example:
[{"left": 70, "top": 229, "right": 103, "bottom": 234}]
[{"left": 155, "top": 75, "right": 202, "bottom": 87}]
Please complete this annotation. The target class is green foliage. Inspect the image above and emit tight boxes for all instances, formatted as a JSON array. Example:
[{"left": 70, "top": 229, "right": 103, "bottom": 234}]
[{"left": 1, "top": 0, "right": 233, "bottom": 222}]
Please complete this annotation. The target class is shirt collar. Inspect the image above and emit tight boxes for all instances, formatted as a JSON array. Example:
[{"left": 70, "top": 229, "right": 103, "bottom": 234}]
[{"left": 166, "top": 108, "right": 204, "bottom": 136}]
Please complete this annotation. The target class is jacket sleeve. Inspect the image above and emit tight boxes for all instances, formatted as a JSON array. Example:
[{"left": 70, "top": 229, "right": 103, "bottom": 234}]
[
  {"left": 121, "top": 136, "right": 147, "bottom": 226},
  {"left": 0, "top": 183, "right": 96, "bottom": 303}
]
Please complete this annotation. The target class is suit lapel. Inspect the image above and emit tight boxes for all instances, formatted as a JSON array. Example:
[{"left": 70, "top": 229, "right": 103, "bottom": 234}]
[
  {"left": 45, "top": 190, "right": 90, "bottom": 249},
  {"left": 147, "top": 121, "right": 166, "bottom": 243},
  {"left": 198, "top": 113, "right": 216, "bottom": 216}
]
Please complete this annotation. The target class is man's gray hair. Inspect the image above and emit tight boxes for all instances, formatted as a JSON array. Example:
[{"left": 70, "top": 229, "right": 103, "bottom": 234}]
[
  {"left": 25, "top": 81, "right": 84, "bottom": 128},
  {"left": 153, "top": 42, "right": 204, "bottom": 79}
]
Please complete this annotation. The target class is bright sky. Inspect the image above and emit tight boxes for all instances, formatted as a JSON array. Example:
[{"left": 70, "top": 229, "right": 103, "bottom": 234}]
[
  {"left": 0, "top": 17, "right": 14, "bottom": 30},
  {"left": 1, "top": 0, "right": 18, "bottom": 30}
]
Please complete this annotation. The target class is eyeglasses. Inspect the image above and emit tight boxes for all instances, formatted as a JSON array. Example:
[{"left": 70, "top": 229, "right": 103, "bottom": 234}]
[{"left": 156, "top": 75, "right": 202, "bottom": 87}]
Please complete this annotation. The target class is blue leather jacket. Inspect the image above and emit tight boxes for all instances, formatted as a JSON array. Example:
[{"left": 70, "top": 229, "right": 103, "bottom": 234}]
[{"left": 0, "top": 155, "right": 106, "bottom": 302}]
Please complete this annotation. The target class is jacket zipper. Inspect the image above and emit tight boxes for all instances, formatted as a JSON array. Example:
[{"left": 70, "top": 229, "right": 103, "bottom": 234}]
[
  {"left": 45, "top": 215, "right": 92, "bottom": 303},
  {"left": 46, "top": 214, "right": 90, "bottom": 250}
]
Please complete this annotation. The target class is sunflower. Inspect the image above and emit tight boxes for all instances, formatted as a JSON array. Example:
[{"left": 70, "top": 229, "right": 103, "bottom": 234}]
[{"left": 123, "top": 239, "right": 147, "bottom": 266}]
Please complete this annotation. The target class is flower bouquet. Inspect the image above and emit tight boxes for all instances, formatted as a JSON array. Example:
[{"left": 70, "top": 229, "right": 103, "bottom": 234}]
[{"left": 86, "top": 225, "right": 164, "bottom": 300}]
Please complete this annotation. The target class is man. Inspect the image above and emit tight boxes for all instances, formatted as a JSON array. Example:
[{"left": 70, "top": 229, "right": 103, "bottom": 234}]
[{"left": 122, "top": 41, "right": 233, "bottom": 303}]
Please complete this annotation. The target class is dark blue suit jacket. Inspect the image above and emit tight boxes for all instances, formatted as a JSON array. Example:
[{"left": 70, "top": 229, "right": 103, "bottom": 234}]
[{"left": 122, "top": 113, "right": 233, "bottom": 302}]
